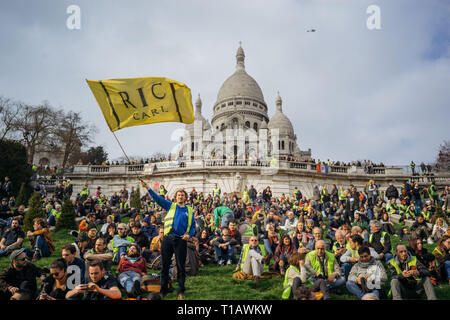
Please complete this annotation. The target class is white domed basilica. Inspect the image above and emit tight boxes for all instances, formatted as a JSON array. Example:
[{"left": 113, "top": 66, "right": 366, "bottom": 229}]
[{"left": 178, "top": 44, "right": 312, "bottom": 162}]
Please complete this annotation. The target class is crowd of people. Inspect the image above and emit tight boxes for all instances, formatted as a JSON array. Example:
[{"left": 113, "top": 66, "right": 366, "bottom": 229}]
[
  {"left": 0, "top": 174, "right": 449, "bottom": 301},
  {"left": 75, "top": 156, "right": 173, "bottom": 166}
]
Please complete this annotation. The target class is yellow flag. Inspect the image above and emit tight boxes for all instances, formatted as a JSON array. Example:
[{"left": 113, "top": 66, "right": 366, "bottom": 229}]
[{"left": 86, "top": 77, "right": 194, "bottom": 131}]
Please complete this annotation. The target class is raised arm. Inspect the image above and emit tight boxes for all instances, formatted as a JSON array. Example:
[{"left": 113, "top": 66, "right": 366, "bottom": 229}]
[{"left": 140, "top": 180, "right": 171, "bottom": 211}]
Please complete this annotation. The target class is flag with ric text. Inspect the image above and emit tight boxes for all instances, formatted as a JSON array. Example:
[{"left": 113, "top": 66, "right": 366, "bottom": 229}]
[{"left": 86, "top": 77, "right": 195, "bottom": 132}]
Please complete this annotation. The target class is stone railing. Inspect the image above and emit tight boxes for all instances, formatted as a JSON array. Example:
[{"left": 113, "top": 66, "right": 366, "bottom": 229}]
[
  {"left": 71, "top": 160, "right": 450, "bottom": 182},
  {"left": 90, "top": 166, "right": 110, "bottom": 173},
  {"left": 127, "top": 165, "right": 144, "bottom": 172}
]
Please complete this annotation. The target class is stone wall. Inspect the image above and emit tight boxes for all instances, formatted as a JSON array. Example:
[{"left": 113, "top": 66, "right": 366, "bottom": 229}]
[{"left": 66, "top": 161, "right": 449, "bottom": 199}]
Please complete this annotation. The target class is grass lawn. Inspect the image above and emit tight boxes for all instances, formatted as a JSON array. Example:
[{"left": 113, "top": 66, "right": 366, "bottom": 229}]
[{"left": 1, "top": 220, "right": 449, "bottom": 300}]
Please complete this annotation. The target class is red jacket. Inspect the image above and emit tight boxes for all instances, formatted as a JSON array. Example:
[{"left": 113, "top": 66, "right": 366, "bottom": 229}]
[{"left": 117, "top": 256, "right": 147, "bottom": 275}]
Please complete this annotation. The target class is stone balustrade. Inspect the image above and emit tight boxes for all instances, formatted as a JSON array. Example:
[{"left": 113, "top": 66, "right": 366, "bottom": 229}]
[
  {"left": 66, "top": 160, "right": 449, "bottom": 198},
  {"left": 72, "top": 161, "right": 449, "bottom": 182}
]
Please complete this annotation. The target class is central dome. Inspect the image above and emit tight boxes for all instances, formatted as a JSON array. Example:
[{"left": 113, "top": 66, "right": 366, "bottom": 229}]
[
  {"left": 215, "top": 44, "right": 265, "bottom": 105},
  {"left": 216, "top": 70, "right": 265, "bottom": 103}
]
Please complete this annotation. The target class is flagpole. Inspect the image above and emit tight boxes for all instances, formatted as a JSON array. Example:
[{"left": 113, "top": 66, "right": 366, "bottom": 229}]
[{"left": 111, "top": 131, "right": 144, "bottom": 183}]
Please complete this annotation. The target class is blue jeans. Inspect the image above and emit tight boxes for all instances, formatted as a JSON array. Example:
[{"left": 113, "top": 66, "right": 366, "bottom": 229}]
[
  {"left": 118, "top": 270, "right": 142, "bottom": 293},
  {"left": 221, "top": 212, "right": 235, "bottom": 229},
  {"left": 25, "top": 235, "right": 50, "bottom": 258},
  {"left": 362, "top": 232, "right": 369, "bottom": 242},
  {"left": 113, "top": 246, "right": 128, "bottom": 264},
  {"left": 47, "top": 215, "right": 56, "bottom": 227},
  {"left": 346, "top": 280, "right": 380, "bottom": 299},
  {"left": 441, "top": 261, "right": 450, "bottom": 281},
  {"left": 412, "top": 196, "right": 423, "bottom": 209},
  {"left": 263, "top": 239, "right": 274, "bottom": 255},
  {"left": 327, "top": 275, "right": 346, "bottom": 290},
  {"left": 382, "top": 252, "right": 393, "bottom": 263},
  {"left": 312, "top": 275, "right": 345, "bottom": 291},
  {"left": 214, "top": 244, "right": 236, "bottom": 262},
  {"left": 0, "top": 244, "right": 21, "bottom": 257},
  {"left": 342, "top": 262, "right": 354, "bottom": 280},
  {"left": 0, "top": 217, "right": 12, "bottom": 228}
]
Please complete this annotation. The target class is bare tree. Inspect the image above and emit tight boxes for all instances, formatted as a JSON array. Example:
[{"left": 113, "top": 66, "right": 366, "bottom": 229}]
[
  {"left": 0, "top": 96, "right": 21, "bottom": 140},
  {"left": 435, "top": 140, "right": 450, "bottom": 172},
  {"left": 13, "top": 101, "right": 57, "bottom": 162},
  {"left": 53, "top": 111, "right": 97, "bottom": 168}
]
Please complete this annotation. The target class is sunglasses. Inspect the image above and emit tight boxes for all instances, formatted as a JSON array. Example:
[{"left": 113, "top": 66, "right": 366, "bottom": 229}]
[
  {"left": 249, "top": 239, "right": 258, "bottom": 242},
  {"left": 15, "top": 257, "right": 27, "bottom": 261}
]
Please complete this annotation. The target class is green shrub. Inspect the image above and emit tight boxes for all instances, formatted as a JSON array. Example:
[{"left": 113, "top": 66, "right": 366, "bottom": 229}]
[
  {"left": 132, "top": 185, "right": 142, "bottom": 213},
  {"left": 15, "top": 182, "right": 28, "bottom": 207},
  {"left": 23, "top": 192, "right": 46, "bottom": 232},
  {"left": 56, "top": 198, "right": 76, "bottom": 231}
]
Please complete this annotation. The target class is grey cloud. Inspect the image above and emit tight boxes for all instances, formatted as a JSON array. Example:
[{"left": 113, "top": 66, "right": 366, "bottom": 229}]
[{"left": 0, "top": 0, "right": 448, "bottom": 163}]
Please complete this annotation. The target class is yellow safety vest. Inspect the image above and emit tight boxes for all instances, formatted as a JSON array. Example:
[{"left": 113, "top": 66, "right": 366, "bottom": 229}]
[
  {"left": 388, "top": 256, "right": 420, "bottom": 297},
  {"left": 240, "top": 243, "right": 268, "bottom": 272},
  {"left": 369, "top": 231, "right": 388, "bottom": 247},
  {"left": 281, "top": 265, "right": 315, "bottom": 300},
  {"left": 163, "top": 202, "right": 194, "bottom": 236},
  {"left": 421, "top": 210, "right": 430, "bottom": 221},
  {"left": 307, "top": 250, "right": 335, "bottom": 277}
]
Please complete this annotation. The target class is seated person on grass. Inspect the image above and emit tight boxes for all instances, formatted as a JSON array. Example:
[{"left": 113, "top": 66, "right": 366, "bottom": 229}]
[
  {"left": 346, "top": 246, "right": 387, "bottom": 300},
  {"left": 0, "top": 218, "right": 24, "bottom": 258},
  {"left": 282, "top": 252, "right": 330, "bottom": 300},
  {"left": 108, "top": 223, "right": 135, "bottom": 264},
  {"left": 83, "top": 237, "right": 113, "bottom": 280},
  {"left": 340, "top": 234, "right": 379, "bottom": 280},
  {"left": 273, "top": 234, "right": 296, "bottom": 275},
  {"left": 39, "top": 258, "right": 70, "bottom": 300},
  {"left": 432, "top": 235, "right": 450, "bottom": 285},
  {"left": 235, "top": 236, "right": 271, "bottom": 283},
  {"left": 388, "top": 244, "right": 437, "bottom": 300},
  {"left": 213, "top": 227, "right": 239, "bottom": 266},
  {"left": 304, "top": 240, "right": 346, "bottom": 294},
  {"left": 66, "top": 260, "right": 121, "bottom": 300},
  {"left": 25, "top": 218, "right": 55, "bottom": 262},
  {"left": 117, "top": 243, "right": 147, "bottom": 298}
]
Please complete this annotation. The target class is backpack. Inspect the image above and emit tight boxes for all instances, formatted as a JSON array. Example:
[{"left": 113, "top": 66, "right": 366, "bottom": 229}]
[
  {"left": 172, "top": 242, "right": 200, "bottom": 277},
  {"left": 141, "top": 273, "right": 166, "bottom": 293},
  {"left": 148, "top": 253, "right": 162, "bottom": 270}
]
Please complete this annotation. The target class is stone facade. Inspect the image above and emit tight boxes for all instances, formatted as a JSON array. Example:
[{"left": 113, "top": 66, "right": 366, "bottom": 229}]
[{"left": 66, "top": 161, "right": 450, "bottom": 199}]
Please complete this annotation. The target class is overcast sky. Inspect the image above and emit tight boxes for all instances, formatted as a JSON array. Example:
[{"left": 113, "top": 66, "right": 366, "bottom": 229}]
[{"left": 1, "top": 0, "right": 449, "bottom": 165}]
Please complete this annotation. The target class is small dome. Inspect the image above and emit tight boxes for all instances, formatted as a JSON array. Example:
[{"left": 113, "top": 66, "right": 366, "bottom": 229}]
[
  {"left": 186, "top": 93, "right": 211, "bottom": 134},
  {"left": 268, "top": 92, "right": 294, "bottom": 135}
]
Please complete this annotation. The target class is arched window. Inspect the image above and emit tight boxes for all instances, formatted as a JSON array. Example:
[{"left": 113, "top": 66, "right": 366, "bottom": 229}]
[
  {"left": 281, "top": 140, "right": 285, "bottom": 150},
  {"left": 245, "top": 121, "right": 250, "bottom": 128},
  {"left": 232, "top": 118, "right": 238, "bottom": 129},
  {"left": 253, "top": 123, "right": 258, "bottom": 131},
  {"left": 39, "top": 157, "right": 50, "bottom": 165}
]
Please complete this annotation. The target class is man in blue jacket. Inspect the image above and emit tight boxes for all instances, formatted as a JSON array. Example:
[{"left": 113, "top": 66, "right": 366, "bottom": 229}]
[{"left": 140, "top": 180, "right": 195, "bottom": 300}]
